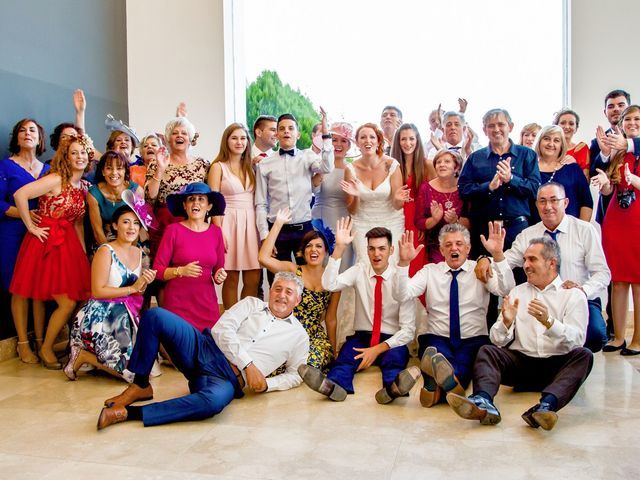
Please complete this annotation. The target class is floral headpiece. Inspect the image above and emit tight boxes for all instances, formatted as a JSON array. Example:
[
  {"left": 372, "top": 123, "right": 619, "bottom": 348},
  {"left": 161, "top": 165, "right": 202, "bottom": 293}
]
[
  {"left": 121, "top": 190, "right": 158, "bottom": 231},
  {"left": 311, "top": 218, "right": 336, "bottom": 255}
]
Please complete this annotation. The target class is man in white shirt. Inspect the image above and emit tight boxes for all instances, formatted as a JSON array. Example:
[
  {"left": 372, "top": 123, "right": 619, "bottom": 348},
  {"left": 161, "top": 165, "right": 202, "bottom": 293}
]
[
  {"left": 475, "top": 182, "right": 610, "bottom": 352},
  {"left": 380, "top": 105, "right": 403, "bottom": 155},
  {"left": 251, "top": 115, "right": 277, "bottom": 163},
  {"left": 96, "top": 272, "right": 309, "bottom": 430},
  {"left": 255, "top": 113, "right": 334, "bottom": 281},
  {"left": 426, "top": 111, "right": 479, "bottom": 163},
  {"left": 447, "top": 237, "right": 593, "bottom": 431},
  {"left": 299, "top": 221, "right": 419, "bottom": 404},
  {"left": 393, "top": 223, "right": 514, "bottom": 407}
]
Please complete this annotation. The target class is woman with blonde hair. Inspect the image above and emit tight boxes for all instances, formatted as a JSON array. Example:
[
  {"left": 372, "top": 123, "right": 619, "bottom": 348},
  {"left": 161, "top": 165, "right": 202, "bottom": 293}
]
[
  {"left": 207, "top": 123, "right": 260, "bottom": 308},
  {"left": 519, "top": 123, "right": 541, "bottom": 149}
]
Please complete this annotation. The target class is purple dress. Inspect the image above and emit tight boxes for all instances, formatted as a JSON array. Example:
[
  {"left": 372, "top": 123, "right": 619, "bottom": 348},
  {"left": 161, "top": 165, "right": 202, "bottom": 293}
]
[
  {"left": 153, "top": 223, "right": 224, "bottom": 331},
  {"left": 0, "top": 158, "right": 50, "bottom": 289},
  {"left": 414, "top": 181, "right": 465, "bottom": 263}
]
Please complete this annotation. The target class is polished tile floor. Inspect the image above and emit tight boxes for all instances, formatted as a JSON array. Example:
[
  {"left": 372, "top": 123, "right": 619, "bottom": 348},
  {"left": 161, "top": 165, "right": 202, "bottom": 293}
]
[{"left": 0, "top": 349, "right": 639, "bottom": 480}]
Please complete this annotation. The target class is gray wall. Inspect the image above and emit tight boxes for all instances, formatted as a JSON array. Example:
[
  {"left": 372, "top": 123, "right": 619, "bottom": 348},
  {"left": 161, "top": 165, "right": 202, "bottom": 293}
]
[
  {"left": 0, "top": 0, "right": 128, "bottom": 339},
  {"left": 0, "top": 0, "right": 129, "bottom": 160}
]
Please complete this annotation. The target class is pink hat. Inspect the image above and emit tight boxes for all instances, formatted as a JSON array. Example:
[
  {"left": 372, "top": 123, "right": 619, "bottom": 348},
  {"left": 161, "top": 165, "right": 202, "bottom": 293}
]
[{"left": 329, "top": 122, "right": 355, "bottom": 143}]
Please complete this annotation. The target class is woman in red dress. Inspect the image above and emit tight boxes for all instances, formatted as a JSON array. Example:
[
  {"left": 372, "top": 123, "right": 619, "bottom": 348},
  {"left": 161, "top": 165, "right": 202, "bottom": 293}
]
[
  {"left": 390, "top": 123, "right": 433, "bottom": 273},
  {"left": 553, "top": 109, "right": 590, "bottom": 178},
  {"left": 594, "top": 105, "right": 640, "bottom": 355},
  {"left": 10, "top": 135, "right": 92, "bottom": 369}
]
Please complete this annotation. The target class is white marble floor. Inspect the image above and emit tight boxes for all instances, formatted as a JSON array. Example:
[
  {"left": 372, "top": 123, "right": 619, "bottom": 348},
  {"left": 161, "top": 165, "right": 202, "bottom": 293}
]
[{"left": 0, "top": 351, "right": 638, "bottom": 480}]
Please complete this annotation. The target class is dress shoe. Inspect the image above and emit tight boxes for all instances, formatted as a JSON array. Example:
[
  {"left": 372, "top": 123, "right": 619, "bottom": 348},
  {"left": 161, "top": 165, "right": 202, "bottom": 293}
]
[
  {"left": 602, "top": 340, "right": 626, "bottom": 352},
  {"left": 446, "top": 393, "right": 501, "bottom": 425},
  {"left": 298, "top": 364, "right": 347, "bottom": 401},
  {"left": 97, "top": 405, "right": 128, "bottom": 430},
  {"left": 420, "top": 347, "right": 438, "bottom": 391},
  {"left": 431, "top": 353, "right": 463, "bottom": 395},
  {"left": 375, "top": 366, "right": 421, "bottom": 405},
  {"left": 63, "top": 345, "right": 82, "bottom": 381},
  {"left": 620, "top": 347, "right": 640, "bottom": 356},
  {"left": 104, "top": 383, "right": 154, "bottom": 407},
  {"left": 521, "top": 402, "right": 558, "bottom": 431},
  {"left": 419, "top": 387, "right": 441, "bottom": 408}
]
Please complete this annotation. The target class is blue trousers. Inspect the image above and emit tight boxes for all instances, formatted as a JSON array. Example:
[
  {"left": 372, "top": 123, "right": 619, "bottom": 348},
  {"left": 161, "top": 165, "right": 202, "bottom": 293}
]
[
  {"left": 327, "top": 331, "right": 410, "bottom": 394},
  {"left": 585, "top": 298, "right": 607, "bottom": 353},
  {"left": 128, "top": 308, "right": 244, "bottom": 427},
  {"left": 417, "top": 334, "right": 489, "bottom": 389}
]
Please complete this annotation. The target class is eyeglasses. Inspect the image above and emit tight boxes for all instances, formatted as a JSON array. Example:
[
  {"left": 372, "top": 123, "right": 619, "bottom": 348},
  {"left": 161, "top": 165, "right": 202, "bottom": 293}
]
[{"left": 536, "top": 197, "right": 566, "bottom": 206}]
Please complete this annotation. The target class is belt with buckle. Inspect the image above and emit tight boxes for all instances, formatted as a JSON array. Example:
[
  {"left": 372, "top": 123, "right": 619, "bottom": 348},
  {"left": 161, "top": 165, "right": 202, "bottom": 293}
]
[{"left": 271, "top": 220, "right": 311, "bottom": 232}]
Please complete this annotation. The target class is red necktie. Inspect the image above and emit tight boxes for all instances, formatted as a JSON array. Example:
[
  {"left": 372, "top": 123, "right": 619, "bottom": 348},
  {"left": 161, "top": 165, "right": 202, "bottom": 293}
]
[{"left": 371, "top": 275, "right": 383, "bottom": 346}]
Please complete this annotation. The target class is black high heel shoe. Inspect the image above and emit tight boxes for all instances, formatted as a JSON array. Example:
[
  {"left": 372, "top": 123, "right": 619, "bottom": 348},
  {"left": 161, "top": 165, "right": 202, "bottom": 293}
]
[{"left": 602, "top": 340, "right": 626, "bottom": 352}]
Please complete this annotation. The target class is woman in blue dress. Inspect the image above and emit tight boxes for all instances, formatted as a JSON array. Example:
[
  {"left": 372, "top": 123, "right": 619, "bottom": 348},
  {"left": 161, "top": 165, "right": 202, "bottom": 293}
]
[
  {"left": 0, "top": 119, "right": 50, "bottom": 363},
  {"left": 64, "top": 200, "right": 156, "bottom": 382},
  {"left": 531, "top": 125, "right": 593, "bottom": 224}
]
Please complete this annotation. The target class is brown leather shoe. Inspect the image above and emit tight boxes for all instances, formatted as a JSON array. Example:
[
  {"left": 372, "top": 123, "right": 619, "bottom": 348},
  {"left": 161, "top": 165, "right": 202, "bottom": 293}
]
[
  {"left": 97, "top": 405, "right": 128, "bottom": 430},
  {"left": 104, "top": 384, "right": 153, "bottom": 407}
]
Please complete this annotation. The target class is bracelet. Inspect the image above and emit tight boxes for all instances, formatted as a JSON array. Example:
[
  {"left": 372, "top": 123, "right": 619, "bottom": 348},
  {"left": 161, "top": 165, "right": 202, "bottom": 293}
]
[
  {"left": 321, "top": 134, "right": 332, "bottom": 139},
  {"left": 152, "top": 175, "right": 162, "bottom": 182},
  {"left": 476, "top": 255, "right": 490, "bottom": 262}
]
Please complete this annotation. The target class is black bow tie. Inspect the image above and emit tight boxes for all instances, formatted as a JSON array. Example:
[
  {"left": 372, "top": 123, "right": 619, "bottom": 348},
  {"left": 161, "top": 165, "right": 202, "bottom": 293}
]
[
  {"left": 448, "top": 146, "right": 462, "bottom": 151},
  {"left": 279, "top": 148, "right": 295, "bottom": 156}
]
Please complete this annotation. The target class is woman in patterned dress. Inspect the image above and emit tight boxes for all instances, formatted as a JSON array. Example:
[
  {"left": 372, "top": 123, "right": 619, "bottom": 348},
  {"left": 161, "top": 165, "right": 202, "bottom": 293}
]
[
  {"left": 144, "top": 117, "right": 209, "bottom": 259},
  {"left": 258, "top": 207, "right": 339, "bottom": 371},
  {"left": 64, "top": 202, "right": 157, "bottom": 381},
  {"left": 207, "top": 123, "right": 261, "bottom": 308},
  {"left": 10, "top": 135, "right": 92, "bottom": 369}
]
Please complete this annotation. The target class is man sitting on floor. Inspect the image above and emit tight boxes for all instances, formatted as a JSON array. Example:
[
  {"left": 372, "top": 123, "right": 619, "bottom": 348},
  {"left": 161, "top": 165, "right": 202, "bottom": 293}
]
[
  {"left": 97, "top": 272, "right": 309, "bottom": 430},
  {"left": 447, "top": 237, "right": 593, "bottom": 430},
  {"left": 298, "top": 219, "right": 419, "bottom": 404},
  {"left": 392, "top": 223, "right": 514, "bottom": 407}
]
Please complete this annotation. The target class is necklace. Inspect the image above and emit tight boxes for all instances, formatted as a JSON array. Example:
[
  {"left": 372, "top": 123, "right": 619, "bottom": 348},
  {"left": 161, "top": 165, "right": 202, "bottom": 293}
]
[{"left": 443, "top": 191, "right": 456, "bottom": 209}]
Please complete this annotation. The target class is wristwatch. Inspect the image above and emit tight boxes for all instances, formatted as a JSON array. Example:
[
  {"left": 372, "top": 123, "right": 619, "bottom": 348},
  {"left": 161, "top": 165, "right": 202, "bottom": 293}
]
[{"left": 321, "top": 134, "right": 332, "bottom": 139}]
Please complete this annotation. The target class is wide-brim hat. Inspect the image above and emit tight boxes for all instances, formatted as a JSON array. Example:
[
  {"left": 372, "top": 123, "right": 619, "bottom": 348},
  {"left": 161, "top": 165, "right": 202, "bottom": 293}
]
[
  {"left": 121, "top": 190, "right": 158, "bottom": 231},
  {"left": 166, "top": 182, "right": 226, "bottom": 218},
  {"left": 105, "top": 114, "right": 141, "bottom": 147},
  {"left": 329, "top": 122, "right": 355, "bottom": 143}
]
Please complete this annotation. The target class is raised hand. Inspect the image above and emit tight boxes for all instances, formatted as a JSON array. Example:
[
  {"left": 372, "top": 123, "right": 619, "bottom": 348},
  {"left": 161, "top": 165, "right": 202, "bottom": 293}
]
[
  {"left": 274, "top": 207, "right": 292, "bottom": 225},
  {"left": 319, "top": 106, "right": 328, "bottom": 134},
  {"left": 501, "top": 295, "right": 519, "bottom": 328},
  {"left": 479, "top": 221, "right": 506, "bottom": 258},
  {"left": 334, "top": 216, "right": 355, "bottom": 247},
  {"left": 155, "top": 145, "right": 169, "bottom": 172},
  {"left": 430, "top": 200, "right": 444, "bottom": 222},
  {"left": 340, "top": 179, "right": 360, "bottom": 197},
  {"left": 527, "top": 298, "right": 550, "bottom": 327},
  {"left": 176, "top": 102, "right": 188, "bottom": 117},
  {"left": 458, "top": 97, "right": 468, "bottom": 113},
  {"left": 398, "top": 230, "right": 424, "bottom": 266},
  {"left": 430, "top": 132, "right": 443, "bottom": 150},
  {"left": 73, "top": 89, "right": 86, "bottom": 113},
  {"left": 606, "top": 126, "right": 628, "bottom": 151}
]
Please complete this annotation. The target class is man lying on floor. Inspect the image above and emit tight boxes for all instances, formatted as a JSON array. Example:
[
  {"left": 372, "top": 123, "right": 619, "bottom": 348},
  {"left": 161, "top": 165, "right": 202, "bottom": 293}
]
[{"left": 97, "top": 271, "right": 309, "bottom": 430}]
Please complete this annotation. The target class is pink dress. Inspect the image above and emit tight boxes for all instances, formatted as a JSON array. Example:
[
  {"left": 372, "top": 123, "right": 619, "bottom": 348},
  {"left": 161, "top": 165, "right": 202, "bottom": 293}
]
[
  {"left": 218, "top": 162, "right": 260, "bottom": 270},
  {"left": 153, "top": 223, "right": 224, "bottom": 331}
]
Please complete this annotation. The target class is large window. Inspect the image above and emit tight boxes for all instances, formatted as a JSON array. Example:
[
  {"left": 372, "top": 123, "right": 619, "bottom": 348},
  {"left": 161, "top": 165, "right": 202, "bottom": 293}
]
[{"left": 242, "top": 0, "right": 565, "bottom": 142}]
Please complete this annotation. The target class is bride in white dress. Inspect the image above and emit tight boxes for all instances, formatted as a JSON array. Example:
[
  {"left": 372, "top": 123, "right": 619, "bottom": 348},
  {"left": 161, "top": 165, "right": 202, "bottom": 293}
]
[{"left": 341, "top": 123, "right": 410, "bottom": 263}]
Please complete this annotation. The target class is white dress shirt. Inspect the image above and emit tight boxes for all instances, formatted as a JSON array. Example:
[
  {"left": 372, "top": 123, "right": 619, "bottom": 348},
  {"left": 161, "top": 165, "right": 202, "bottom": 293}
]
[
  {"left": 393, "top": 259, "right": 514, "bottom": 338},
  {"left": 504, "top": 215, "right": 611, "bottom": 300},
  {"left": 251, "top": 144, "right": 273, "bottom": 159},
  {"left": 322, "top": 257, "right": 415, "bottom": 348},
  {"left": 211, "top": 297, "right": 309, "bottom": 392},
  {"left": 490, "top": 276, "right": 588, "bottom": 358},
  {"left": 254, "top": 139, "right": 334, "bottom": 240}
]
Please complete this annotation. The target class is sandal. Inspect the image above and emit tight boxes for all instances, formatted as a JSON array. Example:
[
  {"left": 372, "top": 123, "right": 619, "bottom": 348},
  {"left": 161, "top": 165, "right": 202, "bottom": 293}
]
[{"left": 16, "top": 341, "right": 39, "bottom": 364}]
